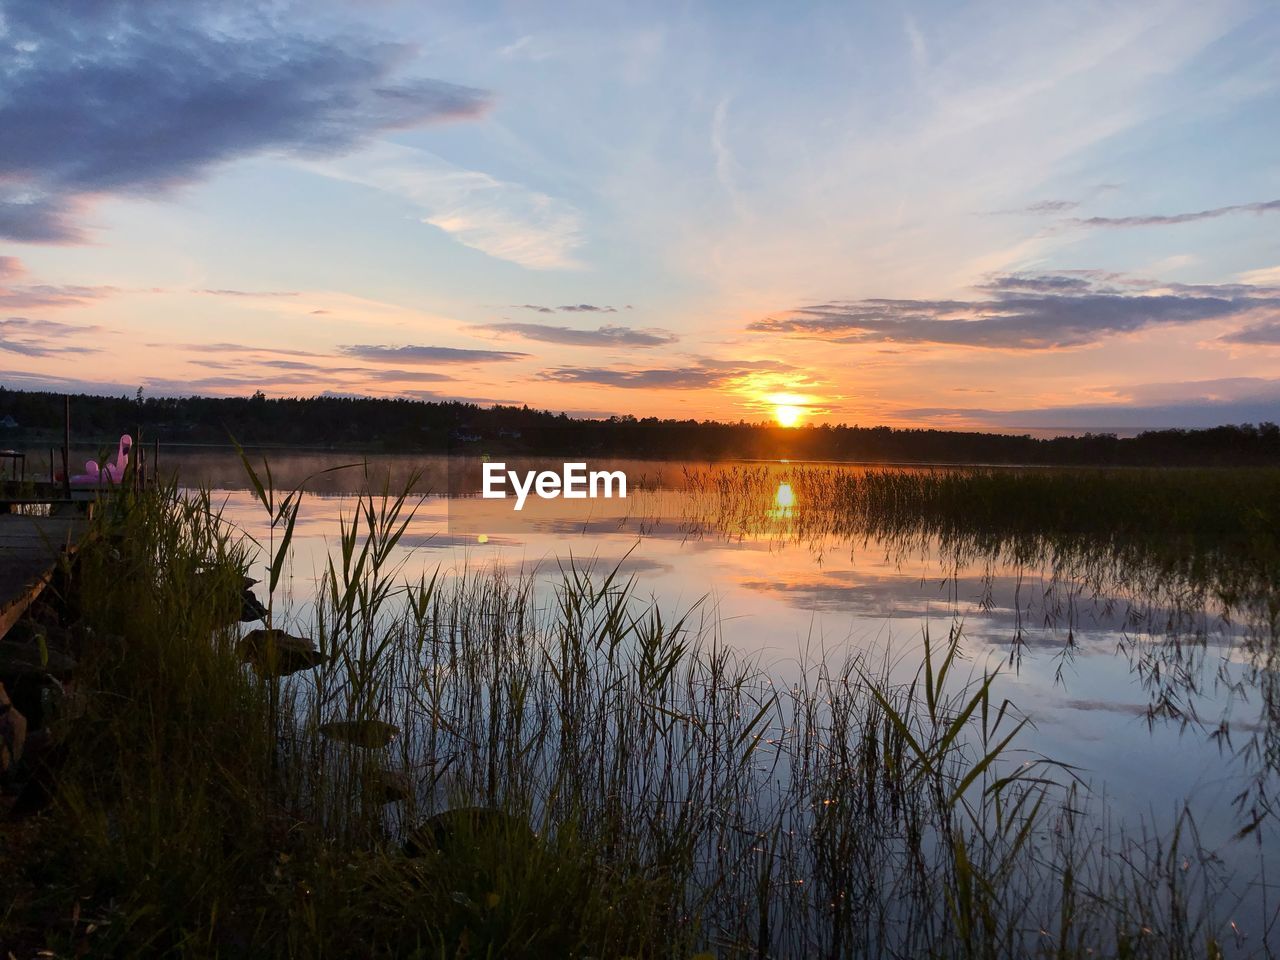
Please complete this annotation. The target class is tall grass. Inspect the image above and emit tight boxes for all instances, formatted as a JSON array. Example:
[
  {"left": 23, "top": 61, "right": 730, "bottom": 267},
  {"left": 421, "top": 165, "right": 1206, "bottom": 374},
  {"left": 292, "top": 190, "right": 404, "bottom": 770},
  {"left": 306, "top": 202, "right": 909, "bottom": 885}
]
[
  {"left": 675, "top": 465, "right": 1280, "bottom": 801},
  {"left": 0, "top": 469, "right": 1253, "bottom": 956}
]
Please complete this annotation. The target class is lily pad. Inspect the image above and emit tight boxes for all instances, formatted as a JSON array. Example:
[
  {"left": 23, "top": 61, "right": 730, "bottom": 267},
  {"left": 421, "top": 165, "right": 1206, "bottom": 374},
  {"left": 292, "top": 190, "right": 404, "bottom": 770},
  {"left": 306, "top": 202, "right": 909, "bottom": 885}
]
[{"left": 318, "top": 719, "right": 399, "bottom": 749}]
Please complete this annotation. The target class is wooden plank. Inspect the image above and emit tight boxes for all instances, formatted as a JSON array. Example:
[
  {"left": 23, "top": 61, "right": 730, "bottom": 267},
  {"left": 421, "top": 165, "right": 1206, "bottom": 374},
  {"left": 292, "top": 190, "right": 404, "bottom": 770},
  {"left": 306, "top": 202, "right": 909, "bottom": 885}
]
[{"left": 0, "top": 515, "right": 87, "bottom": 640}]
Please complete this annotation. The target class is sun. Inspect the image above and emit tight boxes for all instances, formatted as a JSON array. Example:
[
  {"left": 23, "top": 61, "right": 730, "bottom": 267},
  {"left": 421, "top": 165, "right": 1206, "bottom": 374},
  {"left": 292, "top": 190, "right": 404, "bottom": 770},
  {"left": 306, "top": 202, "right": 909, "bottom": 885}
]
[
  {"left": 773, "top": 404, "right": 803, "bottom": 428},
  {"left": 767, "top": 392, "right": 808, "bottom": 427}
]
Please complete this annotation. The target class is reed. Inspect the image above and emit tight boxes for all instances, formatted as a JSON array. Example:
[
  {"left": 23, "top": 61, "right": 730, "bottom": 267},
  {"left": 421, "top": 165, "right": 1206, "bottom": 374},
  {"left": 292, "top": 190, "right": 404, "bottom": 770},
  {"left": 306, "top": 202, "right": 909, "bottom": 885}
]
[{"left": 0, "top": 466, "right": 1252, "bottom": 957}]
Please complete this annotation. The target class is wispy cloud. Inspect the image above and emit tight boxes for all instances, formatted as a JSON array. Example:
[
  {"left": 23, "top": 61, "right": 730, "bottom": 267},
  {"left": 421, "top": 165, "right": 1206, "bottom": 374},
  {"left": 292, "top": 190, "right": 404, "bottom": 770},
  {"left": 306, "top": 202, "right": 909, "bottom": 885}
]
[
  {"left": 308, "top": 142, "right": 584, "bottom": 270},
  {"left": 241, "top": 359, "right": 454, "bottom": 383},
  {"left": 1237, "top": 265, "right": 1280, "bottom": 286},
  {"left": 899, "top": 377, "right": 1280, "bottom": 430},
  {"left": 199, "top": 289, "right": 300, "bottom": 299},
  {"left": 0, "top": 316, "right": 102, "bottom": 356},
  {"left": 0, "top": 3, "right": 489, "bottom": 243},
  {"left": 516, "top": 303, "right": 626, "bottom": 314},
  {"left": 750, "top": 273, "right": 1280, "bottom": 350},
  {"left": 481, "top": 321, "right": 676, "bottom": 347},
  {"left": 541, "top": 357, "right": 792, "bottom": 389},
  {"left": 159, "top": 341, "right": 324, "bottom": 358},
  {"left": 341, "top": 344, "right": 528, "bottom": 364},
  {"left": 0, "top": 283, "right": 116, "bottom": 311},
  {"left": 0, "top": 369, "right": 137, "bottom": 395},
  {"left": 1071, "top": 199, "right": 1280, "bottom": 229},
  {"left": 1024, "top": 199, "right": 1078, "bottom": 213},
  {"left": 0, "top": 196, "right": 91, "bottom": 244},
  {"left": 1219, "top": 322, "right": 1280, "bottom": 345}
]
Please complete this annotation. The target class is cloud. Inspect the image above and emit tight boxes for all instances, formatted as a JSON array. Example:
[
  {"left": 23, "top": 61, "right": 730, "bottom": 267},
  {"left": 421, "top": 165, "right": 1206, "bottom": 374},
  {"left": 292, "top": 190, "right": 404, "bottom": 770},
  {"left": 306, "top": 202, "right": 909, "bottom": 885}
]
[
  {"left": 899, "top": 377, "right": 1280, "bottom": 430},
  {"left": 307, "top": 142, "right": 584, "bottom": 269},
  {"left": 0, "top": 196, "right": 89, "bottom": 243},
  {"left": 0, "top": 369, "right": 138, "bottom": 395},
  {"left": 0, "top": 257, "right": 24, "bottom": 280},
  {"left": 360, "top": 368, "right": 455, "bottom": 383},
  {"left": 750, "top": 272, "right": 1280, "bottom": 350},
  {"left": 0, "top": 316, "right": 102, "bottom": 356},
  {"left": 1131, "top": 377, "right": 1280, "bottom": 405},
  {"left": 480, "top": 321, "right": 676, "bottom": 347},
  {"left": 199, "top": 289, "right": 300, "bottom": 298},
  {"left": 341, "top": 344, "right": 528, "bottom": 364},
  {"left": 0, "top": 1, "right": 490, "bottom": 243},
  {"left": 541, "top": 357, "right": 793, "bottom": 389},
  {"left": 0, "top": 283, "right": 116, "bottom": 311},
  {"left": 157, "top": 341, "right": 324, "bottom": 358},
  {"left": 1072, "top": 199, "right": 1280, "bottom": 229},
  {"left": 977, "top": 274, "right": 1095, "bottom": 293},
  {"left": 171, "top": 351, "right": 459, "bottom": 384},
  {"left": 516, "top": 303, "right": 622, "bottom": 314},
  {"left": 1024, "top": 200, "right": 1078, "bottom": 213},
  {"left": 144, "top": 375, "right": 338, "bottom": 392},
  {"left": 1219, "top": 322, "right": 1280, "bottom": 345},
  {"left": 1237, "top": 265, "right": 1280, "bottom": 286}
]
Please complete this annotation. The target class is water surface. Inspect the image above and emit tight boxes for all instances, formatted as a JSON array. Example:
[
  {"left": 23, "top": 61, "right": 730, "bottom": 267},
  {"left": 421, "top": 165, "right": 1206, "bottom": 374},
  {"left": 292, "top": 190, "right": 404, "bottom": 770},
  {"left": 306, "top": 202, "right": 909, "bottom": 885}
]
[{"left": 169, "top": 450, "right": 1279, "bottom": 934}]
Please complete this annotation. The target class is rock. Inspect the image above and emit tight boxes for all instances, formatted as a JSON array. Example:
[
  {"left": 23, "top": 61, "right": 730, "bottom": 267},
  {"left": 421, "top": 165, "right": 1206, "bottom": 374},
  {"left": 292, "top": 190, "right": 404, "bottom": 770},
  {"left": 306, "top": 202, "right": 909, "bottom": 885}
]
[
  {"left": 0, "top": 675, "right": 48, "bottom": 729},
  {"left": 194, "top": 567, "right": 257, "bottom": 592},
  {"left": 403, "top": 806, "right": 535, "bottom": 857},
  {"left": 0, "top": 681, "right": 27, "bottom": 777},
  {"left": 317, "top": 719, "right": 399, "bottom": 749},
  {"left": 7, "top": 734, "right": 67, "bottom": 820},
  {"left": 0, "top": 636, "right": 78, "bottom": 681},
  {"left": 195, "top": 568, "right": 265, "bottom": 627},
  {"left": 239, "top": 589, "right": 268, "bottom": 623},
  {"left": 237, "top": 629, "right": 326, "bottom": 677}
]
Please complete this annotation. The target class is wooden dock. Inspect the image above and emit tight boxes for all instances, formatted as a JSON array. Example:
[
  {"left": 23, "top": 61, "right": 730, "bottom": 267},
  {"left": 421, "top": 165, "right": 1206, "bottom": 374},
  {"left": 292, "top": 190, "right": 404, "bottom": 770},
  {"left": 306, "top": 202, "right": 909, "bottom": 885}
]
[{"left": 0, "top": 514, "right": 87, "bottom": 640}]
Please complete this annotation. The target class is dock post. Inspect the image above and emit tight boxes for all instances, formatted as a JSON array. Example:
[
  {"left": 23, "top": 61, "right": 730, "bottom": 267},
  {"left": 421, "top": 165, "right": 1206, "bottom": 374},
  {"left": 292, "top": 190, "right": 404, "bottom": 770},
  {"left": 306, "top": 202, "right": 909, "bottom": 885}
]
[{"left": 61, "top": 396, "right": 70, "bottom": 501}]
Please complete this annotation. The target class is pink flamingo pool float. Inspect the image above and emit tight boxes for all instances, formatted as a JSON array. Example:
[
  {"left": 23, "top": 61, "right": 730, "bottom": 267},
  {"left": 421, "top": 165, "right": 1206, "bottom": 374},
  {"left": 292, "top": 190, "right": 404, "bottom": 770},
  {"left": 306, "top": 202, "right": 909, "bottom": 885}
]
[{"left": 70, "top": 434, "right": 132, "bottom": 486}]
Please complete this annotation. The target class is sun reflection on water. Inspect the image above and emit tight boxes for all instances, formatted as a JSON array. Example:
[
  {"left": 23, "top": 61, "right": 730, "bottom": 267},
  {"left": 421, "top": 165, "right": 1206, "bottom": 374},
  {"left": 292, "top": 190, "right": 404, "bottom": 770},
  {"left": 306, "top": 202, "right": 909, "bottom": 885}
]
[{"left": 770, "top": 481, "right": 796, "bottom": 519}]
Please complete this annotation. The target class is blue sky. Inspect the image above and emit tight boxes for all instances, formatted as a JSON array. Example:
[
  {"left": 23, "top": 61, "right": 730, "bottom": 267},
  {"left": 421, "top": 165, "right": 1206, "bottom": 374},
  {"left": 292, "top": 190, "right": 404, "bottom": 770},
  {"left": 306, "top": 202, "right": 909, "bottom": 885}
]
[{"left": 1, "top": 0, "right": 1278, "bottom": 429}]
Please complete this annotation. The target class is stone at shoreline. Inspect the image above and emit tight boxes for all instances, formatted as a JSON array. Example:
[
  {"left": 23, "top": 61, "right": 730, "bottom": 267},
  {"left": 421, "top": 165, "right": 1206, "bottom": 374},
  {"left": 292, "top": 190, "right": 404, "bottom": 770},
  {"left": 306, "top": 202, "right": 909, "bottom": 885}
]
[
  {"left": 317, "top": 719, "right": 399, "bottom": 749},
  {"left": 0, "top": 635, "right": 78, "bottom": 681},
  {"left": 403, "top": 807, "right": 534, "bottom": 857},
  {"left": 237, "top": 629, "right": 326, "bottom": 677},
  {"left": 239, "top": 590, "right": 268, "bottom": 623},
  {"left": 0, "top": 681, "right": 27, "bottom": 777},
  {"left": 194, "top": 568, "right": 267, "bottom": 627},
  {"left": 193, "top": 567, "right": 258, "bottom": 592}
]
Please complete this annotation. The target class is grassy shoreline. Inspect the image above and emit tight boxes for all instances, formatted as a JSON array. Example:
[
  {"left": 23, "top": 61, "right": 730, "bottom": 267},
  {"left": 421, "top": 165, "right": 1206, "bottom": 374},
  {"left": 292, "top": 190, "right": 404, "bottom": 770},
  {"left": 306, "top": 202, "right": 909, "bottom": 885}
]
[{"left": 0, "top": 469, "right": 1268, "bottom": 956}]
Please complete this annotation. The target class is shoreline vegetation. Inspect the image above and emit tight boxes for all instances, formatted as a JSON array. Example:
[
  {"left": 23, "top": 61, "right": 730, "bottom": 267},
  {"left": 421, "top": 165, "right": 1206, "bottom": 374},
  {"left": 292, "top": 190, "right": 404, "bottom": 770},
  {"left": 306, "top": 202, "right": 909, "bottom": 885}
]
[
  {"left": 2, "top": 459, "right": 1277, "bottom": 955},
  {"left": 2, "top": 387, "right": 1279, "bottom": 466}
]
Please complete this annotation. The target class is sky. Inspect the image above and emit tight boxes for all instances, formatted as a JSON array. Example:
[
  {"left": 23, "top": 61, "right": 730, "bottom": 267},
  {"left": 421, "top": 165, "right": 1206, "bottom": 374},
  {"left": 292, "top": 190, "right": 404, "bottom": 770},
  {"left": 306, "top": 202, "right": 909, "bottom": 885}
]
[{"left": 1, "top": 0, "right": 1278, "bottom": 432}]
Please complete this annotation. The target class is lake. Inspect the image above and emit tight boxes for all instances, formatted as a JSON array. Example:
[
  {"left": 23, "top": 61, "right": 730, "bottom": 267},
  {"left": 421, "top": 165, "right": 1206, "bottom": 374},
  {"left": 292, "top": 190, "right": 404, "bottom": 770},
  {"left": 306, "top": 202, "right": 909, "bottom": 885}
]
[{"left": 163, "top": 448, "right": 1279, "bottom": 947}]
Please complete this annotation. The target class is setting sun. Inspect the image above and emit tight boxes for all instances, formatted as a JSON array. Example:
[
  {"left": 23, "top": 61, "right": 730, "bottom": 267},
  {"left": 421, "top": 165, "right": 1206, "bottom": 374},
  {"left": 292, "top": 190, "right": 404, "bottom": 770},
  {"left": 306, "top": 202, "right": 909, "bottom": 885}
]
[
  {"left": 773, "top": 404, "right": 803, "bottom": 427},
  {"left": 767, "top": 393, "right": 809, "bottom": 427}
]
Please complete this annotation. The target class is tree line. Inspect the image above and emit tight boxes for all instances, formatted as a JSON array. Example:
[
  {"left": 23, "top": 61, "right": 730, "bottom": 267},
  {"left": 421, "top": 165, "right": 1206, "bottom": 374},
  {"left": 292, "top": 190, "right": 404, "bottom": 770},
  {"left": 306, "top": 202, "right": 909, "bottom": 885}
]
[{"left": 1, "top": 387, "right": 1278, "bottom": 466}]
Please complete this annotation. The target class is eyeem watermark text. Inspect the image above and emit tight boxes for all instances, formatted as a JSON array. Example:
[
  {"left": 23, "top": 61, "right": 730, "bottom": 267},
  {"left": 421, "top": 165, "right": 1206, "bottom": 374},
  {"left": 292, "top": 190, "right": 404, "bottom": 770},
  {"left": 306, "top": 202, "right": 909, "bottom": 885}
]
[{"left": 482, "top": 462, "right": 627, "bottom": 511}]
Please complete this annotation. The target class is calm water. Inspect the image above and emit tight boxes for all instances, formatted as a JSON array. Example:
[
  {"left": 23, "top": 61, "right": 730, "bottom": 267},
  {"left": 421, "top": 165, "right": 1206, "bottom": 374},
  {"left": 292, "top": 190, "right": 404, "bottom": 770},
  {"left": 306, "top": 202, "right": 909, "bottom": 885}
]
[{"left": 165, "top": 449, "right": 1277, "bottom": 931}]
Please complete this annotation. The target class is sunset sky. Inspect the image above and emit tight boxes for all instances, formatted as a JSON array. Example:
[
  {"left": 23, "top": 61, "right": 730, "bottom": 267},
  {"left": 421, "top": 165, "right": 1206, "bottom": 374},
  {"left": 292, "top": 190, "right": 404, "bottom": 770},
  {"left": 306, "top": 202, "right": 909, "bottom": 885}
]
[{"left": 2, "top": 0, "right": 1278, "bottom": 431}]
